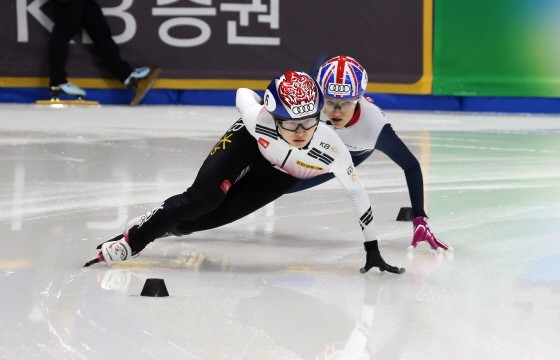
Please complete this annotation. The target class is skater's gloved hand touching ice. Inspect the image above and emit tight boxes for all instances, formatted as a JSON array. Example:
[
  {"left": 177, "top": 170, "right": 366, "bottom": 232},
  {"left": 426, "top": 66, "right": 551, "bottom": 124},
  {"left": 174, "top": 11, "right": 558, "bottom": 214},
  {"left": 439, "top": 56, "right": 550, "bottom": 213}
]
[
  {"left": 409, "top": 217, "right": 452, "bottom": 252},
  {"left": 360, "top": 240, "right": 405, "bottom": 274}
]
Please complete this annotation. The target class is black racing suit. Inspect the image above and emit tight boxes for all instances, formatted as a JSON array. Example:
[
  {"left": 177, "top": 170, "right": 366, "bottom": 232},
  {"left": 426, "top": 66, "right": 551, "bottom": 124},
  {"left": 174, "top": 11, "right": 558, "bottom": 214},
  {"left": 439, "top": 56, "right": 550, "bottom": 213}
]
[{"left": 128, "top": 119, "right": 300, "bottom": 253}]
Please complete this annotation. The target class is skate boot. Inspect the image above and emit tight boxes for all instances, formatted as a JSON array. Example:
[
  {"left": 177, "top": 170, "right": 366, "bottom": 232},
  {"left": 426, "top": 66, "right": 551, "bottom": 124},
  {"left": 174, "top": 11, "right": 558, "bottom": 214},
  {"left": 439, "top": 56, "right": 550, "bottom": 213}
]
[
  {"left": 50, "top": 82, "right": 87, "bottom": 100},
  {"left": 100, "top": 236, "right": 133, "bottom": 262},
  {"left": 83, "top": 234, "right": 134, "bottom": 267},
  {"left": 83, "top": 206, "right": 174, "bottom": 267},
  {"left": 408, "top": 217, "right": 453, "bottom": 253},
  {"left": 360, "top": 240, "right": 405, "bottom": 274},
  {"left": 124, "top": 67, "right": 151, "bottom": 91}
]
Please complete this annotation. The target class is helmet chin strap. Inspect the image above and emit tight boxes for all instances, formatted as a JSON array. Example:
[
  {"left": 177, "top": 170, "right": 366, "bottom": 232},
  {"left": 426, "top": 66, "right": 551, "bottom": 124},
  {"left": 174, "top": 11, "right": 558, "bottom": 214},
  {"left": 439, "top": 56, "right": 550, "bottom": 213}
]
[
  {"left": 304, "top": 128, "right": 318, "bottom": 149},
  {"left": 345, "top": 102, "right": 361, "bottom": 128},
  {"left": 274, "top": 122, "right": 286, "bottom": 143}
]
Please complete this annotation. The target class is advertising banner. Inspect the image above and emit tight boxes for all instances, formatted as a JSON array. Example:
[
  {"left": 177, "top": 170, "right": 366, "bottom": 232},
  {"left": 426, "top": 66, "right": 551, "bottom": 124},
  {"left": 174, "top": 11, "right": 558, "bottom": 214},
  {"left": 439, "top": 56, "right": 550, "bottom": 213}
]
[
  {"left": 1, "top": 0, "right": 431, "bottom": 94},
  {"left": 434, "top": 0, "right": 560, "bottom": 98}
]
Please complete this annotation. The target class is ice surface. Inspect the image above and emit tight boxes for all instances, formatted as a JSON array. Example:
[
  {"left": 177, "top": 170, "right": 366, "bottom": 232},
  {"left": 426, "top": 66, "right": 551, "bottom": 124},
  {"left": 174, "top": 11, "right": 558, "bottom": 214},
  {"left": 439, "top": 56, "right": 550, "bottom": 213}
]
[{"left": 1, "top": 104, "right": 559, "bottom": 359}]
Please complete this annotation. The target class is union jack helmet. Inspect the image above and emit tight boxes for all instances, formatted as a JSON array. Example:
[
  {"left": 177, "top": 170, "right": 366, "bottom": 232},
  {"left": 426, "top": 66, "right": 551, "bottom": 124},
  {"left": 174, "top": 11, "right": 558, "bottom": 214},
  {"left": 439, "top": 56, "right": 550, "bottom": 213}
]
[
  {"left": 317, "top": 55, "right": 368, "bottom": 99},
  {"left": 264, "top": 71, "right": 324, "bottom": 120}
]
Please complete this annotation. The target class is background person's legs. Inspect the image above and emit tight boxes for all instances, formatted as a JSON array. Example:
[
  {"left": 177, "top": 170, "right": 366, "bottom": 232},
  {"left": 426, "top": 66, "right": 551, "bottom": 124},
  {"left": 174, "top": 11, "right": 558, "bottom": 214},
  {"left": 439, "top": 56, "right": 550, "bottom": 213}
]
[
  {"left": 48, "top": 0, "right": 85, "bottom": 87},
  {"left": 81, "top": 0, "right": 132, "bottom": 82}
]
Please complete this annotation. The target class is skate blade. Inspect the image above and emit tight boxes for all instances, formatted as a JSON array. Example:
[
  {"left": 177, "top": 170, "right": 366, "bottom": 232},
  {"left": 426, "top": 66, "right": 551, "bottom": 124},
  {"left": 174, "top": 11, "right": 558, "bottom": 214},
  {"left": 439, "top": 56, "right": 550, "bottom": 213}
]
[
  {"left": 130, "top": 67, "right": 161, "bottom": 106},
  {"left": 360, "top": 266, "right": 405, "bottom": 274},
  {"left": 36, "top": 99, "right": 100, "bottom": 106},
  {"left": 83, "top": 252, "right": 104, "bottom": 267}
]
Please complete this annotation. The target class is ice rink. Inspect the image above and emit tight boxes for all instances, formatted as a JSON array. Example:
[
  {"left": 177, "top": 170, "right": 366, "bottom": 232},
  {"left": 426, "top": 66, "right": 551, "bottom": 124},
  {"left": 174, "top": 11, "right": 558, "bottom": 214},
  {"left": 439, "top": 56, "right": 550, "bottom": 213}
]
[{"left": 1, "top": 103, "right": 559, "bottom": 360}]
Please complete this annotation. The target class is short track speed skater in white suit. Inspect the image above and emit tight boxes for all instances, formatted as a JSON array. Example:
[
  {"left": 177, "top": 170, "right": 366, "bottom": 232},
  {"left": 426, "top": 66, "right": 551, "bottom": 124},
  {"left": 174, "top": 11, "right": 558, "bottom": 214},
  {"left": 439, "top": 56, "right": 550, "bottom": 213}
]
[
  {"left": 290, "top": 55, "right": 451, "bottom": 254},
  {"left": 85, "top": 71, "right": 404, "bottom": 274}
]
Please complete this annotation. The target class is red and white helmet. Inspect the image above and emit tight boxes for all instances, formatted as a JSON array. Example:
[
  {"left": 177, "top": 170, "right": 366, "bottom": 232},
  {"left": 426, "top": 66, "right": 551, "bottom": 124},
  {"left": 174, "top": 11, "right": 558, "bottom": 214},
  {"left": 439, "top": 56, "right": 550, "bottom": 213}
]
[
  {"left": 264, "top": 71, "right": 324, "bottom": 120},
  {"left": 317, "top": 55, "right": 368, "bottom": 99}
]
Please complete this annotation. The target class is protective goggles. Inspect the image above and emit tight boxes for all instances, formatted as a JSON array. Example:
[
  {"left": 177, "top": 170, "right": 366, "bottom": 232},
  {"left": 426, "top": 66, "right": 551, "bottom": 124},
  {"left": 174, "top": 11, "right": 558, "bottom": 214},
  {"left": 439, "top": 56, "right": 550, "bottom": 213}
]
[
  {"left": 276, "top": 116, "right": 319, "bottom": 132},
  {"left": 324, "top": 98, "right": 359, "bottom": 112}
]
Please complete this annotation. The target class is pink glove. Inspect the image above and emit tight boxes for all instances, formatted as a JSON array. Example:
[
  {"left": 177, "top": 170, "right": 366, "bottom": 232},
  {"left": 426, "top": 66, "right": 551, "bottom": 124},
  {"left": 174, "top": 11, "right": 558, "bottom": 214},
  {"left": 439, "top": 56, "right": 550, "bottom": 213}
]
[{"left": 410, "top": 217, "right": 450, "bottom": 251}]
